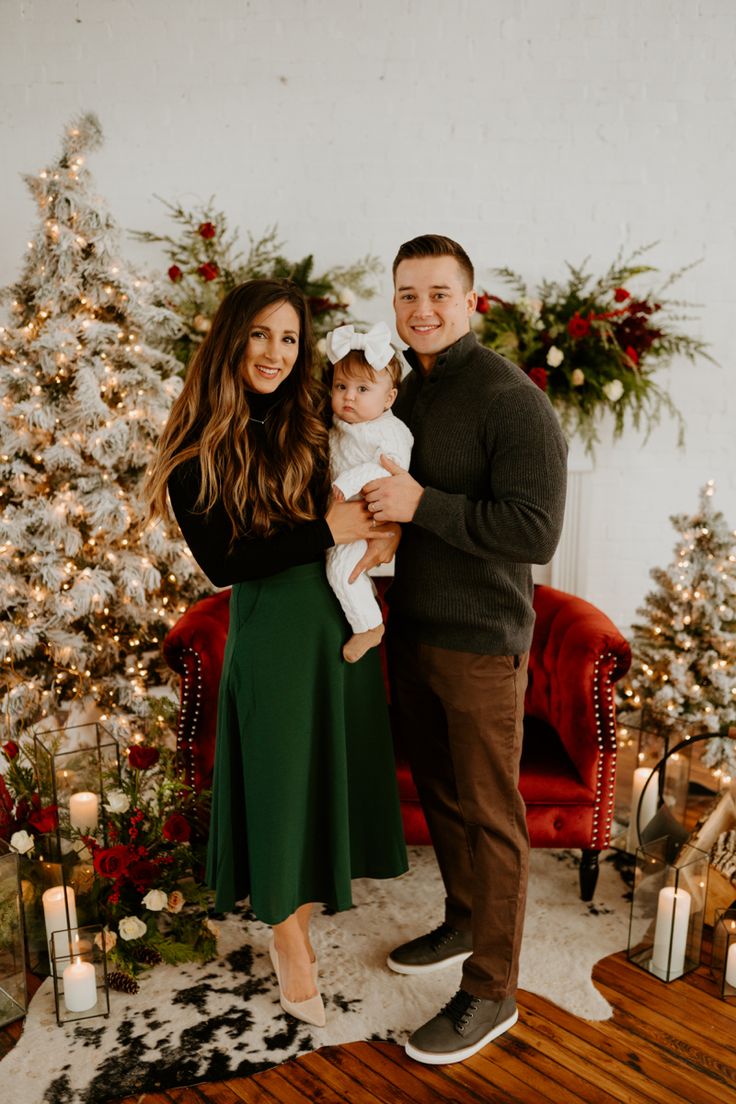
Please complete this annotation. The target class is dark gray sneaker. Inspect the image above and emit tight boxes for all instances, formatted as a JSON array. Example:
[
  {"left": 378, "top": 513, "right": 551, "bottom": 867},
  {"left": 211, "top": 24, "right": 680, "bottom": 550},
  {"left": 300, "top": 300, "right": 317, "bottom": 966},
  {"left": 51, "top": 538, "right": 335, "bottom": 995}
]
[
  {"left": 387, "top": 922, "right": 473, "bottom": 975},
  {"left": 405, "top": 988, "right": 518, "bottom": 1064}
]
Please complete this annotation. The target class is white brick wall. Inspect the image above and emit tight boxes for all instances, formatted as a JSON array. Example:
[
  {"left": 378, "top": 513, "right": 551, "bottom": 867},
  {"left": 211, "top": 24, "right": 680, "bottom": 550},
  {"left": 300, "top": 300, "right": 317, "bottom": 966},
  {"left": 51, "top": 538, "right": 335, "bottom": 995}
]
[{"left": 1, "top": 0, "right": 735, "bottom": 629}]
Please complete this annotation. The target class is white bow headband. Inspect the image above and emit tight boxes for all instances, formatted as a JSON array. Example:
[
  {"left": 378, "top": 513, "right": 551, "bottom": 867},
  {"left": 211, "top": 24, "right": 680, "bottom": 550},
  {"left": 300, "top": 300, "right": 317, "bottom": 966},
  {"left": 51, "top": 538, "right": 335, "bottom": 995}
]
[{"left": 325, "top": 321, "right": 395, "bottom": 372}]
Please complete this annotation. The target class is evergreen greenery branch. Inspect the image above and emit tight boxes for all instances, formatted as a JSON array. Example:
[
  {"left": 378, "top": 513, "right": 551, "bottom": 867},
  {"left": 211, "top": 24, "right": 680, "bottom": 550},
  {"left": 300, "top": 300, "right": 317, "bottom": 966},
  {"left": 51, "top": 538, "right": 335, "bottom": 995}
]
[
  {"left": 476, "top": 244, "right": 713, "bottom": 455},
  {"left": 133, "top": 199, "right": 383, "bottom": 368}
]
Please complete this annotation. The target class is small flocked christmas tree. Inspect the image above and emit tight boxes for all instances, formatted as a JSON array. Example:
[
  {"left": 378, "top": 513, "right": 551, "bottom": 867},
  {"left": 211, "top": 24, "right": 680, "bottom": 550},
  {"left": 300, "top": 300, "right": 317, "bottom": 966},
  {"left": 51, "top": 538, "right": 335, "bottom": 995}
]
[
  {"left": 621, "top": 481, "right": 736, "bottom": 774},
  {"left": 0, "top": 113, "right": 208, "bottom": 741}
]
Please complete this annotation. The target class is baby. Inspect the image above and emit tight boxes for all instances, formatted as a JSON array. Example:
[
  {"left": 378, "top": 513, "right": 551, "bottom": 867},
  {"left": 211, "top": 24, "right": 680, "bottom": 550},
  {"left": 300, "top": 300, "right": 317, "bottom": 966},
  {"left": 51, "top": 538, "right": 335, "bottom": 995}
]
[{"left": 325, "top": 322, "right": 413, "bottom": 663}]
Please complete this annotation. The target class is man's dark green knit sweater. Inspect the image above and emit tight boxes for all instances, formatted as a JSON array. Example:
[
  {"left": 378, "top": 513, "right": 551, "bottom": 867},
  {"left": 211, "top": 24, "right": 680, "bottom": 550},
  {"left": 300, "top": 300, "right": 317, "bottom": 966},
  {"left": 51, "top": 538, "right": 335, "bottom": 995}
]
[{"left": 389, "top": 331, "right": 567, "bottom": 656}]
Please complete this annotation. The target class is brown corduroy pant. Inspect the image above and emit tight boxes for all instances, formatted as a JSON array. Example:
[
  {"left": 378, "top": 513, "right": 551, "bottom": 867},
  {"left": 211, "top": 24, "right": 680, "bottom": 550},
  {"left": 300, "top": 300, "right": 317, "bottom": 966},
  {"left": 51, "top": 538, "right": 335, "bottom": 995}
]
[{"left": 388, "top": 630, "right": 530, "bottom": 1000}]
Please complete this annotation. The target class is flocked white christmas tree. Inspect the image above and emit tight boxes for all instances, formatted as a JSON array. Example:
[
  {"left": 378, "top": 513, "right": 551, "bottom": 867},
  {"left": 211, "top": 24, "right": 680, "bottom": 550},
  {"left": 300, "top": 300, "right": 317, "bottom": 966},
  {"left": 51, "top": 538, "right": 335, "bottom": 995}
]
[
  {"left": 0, "top": 113, "right": 208, "bottom": 741},
  {"left": 621, "top": 481, "right": 736, "bottom": 775}
]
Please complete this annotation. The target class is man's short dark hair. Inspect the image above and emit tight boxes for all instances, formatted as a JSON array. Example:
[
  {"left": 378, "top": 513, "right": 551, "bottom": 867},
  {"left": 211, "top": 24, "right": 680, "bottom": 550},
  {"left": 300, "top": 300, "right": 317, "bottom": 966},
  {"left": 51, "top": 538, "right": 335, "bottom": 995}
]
[{"left": 392, "top": 234, "right": 474, "bottom": 291}]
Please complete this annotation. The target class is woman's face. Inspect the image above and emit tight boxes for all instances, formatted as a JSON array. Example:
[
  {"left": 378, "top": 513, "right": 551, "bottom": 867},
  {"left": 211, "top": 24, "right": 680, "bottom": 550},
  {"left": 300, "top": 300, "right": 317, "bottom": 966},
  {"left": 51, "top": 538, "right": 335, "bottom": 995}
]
[{"left": 241, "top": 300, "right": 301, "bottom": 394}]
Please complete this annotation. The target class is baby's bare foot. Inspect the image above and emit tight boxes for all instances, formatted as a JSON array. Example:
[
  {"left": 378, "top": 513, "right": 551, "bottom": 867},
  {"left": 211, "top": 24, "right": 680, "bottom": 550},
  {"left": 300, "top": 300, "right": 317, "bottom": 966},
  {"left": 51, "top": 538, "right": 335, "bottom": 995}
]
[{"left": 343, "top": 624, "right": 385, "bottom": 663}]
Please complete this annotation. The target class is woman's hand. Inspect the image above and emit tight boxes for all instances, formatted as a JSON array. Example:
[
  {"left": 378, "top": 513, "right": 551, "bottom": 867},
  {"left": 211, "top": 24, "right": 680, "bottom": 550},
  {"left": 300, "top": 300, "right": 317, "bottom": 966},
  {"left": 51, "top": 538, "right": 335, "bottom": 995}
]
[{"left": 325, "top": 500, "right": 398, "bottom": 546}]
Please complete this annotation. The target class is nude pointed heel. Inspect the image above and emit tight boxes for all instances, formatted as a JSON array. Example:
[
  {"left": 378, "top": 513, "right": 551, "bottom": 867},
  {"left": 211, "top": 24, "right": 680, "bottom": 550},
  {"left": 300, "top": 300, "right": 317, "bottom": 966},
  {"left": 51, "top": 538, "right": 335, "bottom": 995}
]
[{"left": 269, "top": 940, "right": 326, "bottom": 1028}]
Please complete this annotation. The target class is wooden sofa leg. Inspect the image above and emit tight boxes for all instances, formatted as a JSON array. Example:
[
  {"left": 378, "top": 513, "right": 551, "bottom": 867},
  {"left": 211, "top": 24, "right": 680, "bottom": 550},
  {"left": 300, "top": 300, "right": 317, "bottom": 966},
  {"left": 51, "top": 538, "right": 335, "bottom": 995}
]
[{"left": 579, "top": 849, "right": 600, "bottom": 901}]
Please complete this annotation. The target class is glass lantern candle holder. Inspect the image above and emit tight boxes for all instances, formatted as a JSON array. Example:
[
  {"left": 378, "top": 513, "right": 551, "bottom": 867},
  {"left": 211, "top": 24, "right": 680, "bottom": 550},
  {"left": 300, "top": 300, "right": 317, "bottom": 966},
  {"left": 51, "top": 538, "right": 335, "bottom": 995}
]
[
  {"left": 628, "top": 836, "right": 709, "bottom": 982},
  {"left": 612, "top": 711, "right": 693, "bottom": 854},
  {"left": 50, "top": 924, "right": 110, "bottom": 1026},
  {"left": 33, "top": 722, "right": 120, "bottom": 852},
  {"left": 0, "top": 848, "right": 28, "bottom": 1027},
  {"left": 32, "top": 722, "right": 119, "bottom": 932},
  {"left": 711, "top": 907, "right": 736, "bottom": 1002}
]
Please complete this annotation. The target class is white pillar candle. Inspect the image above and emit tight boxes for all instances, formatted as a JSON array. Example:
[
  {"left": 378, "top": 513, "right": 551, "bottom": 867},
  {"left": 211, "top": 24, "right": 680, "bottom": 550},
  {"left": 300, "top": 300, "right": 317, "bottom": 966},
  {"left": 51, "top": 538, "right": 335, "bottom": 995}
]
[
  {"left": 651, "top": 885, "right": 691, "bottom": 979},
  {"left": 62, "top": 958, "right": 97, "bottom": 1013},
  {"left": 726, "top": 942, "right": 736, "bottom": 989},
  {"left": 69, "top": 791, "right": 99, "bottom": 832},
  {"left": 626, "top": 766, "right": 659, "bottom": 852},
  {"left": 42, "top": 886, "right": 77, "bottom": 973}
]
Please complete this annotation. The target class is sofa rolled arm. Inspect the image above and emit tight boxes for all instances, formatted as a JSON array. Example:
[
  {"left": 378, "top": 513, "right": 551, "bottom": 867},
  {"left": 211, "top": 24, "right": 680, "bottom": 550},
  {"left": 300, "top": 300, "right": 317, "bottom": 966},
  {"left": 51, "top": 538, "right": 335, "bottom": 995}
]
[
  {"left": 163, "top": 588, "right": 231, "bottom": 791},
  {"left": 527, "top": 586, "right": 631, "bottom": 846}
]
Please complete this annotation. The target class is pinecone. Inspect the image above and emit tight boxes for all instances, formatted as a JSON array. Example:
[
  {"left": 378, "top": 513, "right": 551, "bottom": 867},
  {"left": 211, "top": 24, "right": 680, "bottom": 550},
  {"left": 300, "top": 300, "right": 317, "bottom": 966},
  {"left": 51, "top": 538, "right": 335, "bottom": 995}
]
[
  {"left": 131, "top": 944, "right": 163, "bottom": 966},
  {"left": 107, "top": 970, "right": 140, "bottom": 995}
]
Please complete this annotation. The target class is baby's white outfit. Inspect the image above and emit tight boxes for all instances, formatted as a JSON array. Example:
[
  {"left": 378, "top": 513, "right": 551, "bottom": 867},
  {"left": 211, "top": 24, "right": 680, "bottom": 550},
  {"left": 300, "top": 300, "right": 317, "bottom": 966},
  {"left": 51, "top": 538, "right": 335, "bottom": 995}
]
[{"left": 327, "top": 410, "right": 413, "bottom": 634}]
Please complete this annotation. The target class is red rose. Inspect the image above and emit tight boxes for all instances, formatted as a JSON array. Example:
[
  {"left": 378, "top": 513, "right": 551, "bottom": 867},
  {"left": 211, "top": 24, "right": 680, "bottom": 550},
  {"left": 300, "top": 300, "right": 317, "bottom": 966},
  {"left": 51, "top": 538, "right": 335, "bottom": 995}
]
[
  {"left": 2, "top": 740, "right": 19, "bottom": 760},
  {"left": 168, "top": 264, "right": 183, "bottom": 282},
  {"left": 127, "top": 744, "right": 160, "bottom": 770},
  {"left": 28, "top": 803, "right": 59, "bottom": 834},
  {"left": 614, "top": 288, "right": 630, "bottom": 303},
  {"left": 567, "top": 313, "right": 591, "bottom": 340},
  {"left": 94, "top": 845, "right": 132, "bottom": 879},
  {"left": 625, "top": 345, "right": 639, "bottom": 366},
  {"left": 162, "top": 813, "right": 191, "bottom": 843},
  {"left": 127, "top": 858, "right": 158, "bottom": 888},
  {"left": 198, "top": 222, "right": 216, "bottom": 240},
  {"left": 197, "top": 262, "right": 219, "bottom": 282},
  {"left": 476, "top": 293, "right": 490, "bottom": 315},
  {"left": 528, "top": 367, "right": 549, "bottom": 391}
]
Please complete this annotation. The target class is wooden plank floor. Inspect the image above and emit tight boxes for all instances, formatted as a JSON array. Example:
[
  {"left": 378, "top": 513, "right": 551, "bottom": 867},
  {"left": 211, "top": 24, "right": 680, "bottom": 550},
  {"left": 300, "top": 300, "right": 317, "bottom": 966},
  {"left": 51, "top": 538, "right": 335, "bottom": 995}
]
[{"left": 5, "top": 942, "right": 732, "bottom": 1104}]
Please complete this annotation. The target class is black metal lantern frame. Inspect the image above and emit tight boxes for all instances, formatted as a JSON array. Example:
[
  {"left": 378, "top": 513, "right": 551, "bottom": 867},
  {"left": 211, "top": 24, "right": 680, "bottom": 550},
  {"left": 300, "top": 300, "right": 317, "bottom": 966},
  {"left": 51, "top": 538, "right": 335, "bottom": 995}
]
[{"left": 32, "top": 721, "right": 121, "bottom": 859}]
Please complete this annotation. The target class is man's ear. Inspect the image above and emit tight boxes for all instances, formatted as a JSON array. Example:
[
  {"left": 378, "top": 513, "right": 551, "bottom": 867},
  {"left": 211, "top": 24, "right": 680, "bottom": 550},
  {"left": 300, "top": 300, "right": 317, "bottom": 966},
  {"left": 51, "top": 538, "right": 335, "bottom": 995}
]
[{"left": 466, "top": 288, "right": 478, "bottom": 315}]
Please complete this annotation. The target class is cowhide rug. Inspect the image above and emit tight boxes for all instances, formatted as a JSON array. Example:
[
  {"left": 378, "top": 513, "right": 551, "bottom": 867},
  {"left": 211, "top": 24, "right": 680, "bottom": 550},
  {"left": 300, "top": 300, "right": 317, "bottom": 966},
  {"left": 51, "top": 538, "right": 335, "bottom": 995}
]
[{"left": 3, "top": 847, "right": 630, "bottom": 1104}]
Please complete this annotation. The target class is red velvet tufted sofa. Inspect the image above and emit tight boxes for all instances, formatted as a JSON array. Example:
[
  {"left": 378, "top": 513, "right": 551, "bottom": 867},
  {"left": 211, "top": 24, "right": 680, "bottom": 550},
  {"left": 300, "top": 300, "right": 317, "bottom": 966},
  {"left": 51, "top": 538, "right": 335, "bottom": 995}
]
[{"left": 163, "top": 583, "right": 631, "bottom": 900}]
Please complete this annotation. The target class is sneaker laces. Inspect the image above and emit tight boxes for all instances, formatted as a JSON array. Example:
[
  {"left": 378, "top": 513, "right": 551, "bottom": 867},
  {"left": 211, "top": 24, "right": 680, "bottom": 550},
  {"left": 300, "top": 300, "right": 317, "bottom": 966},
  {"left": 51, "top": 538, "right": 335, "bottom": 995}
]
[
  {"left": 428, "top": 922, "right": 461, "bottom": 951},
  {"left": 441, "top": 988, "right": 481, "bottom": 1030}
]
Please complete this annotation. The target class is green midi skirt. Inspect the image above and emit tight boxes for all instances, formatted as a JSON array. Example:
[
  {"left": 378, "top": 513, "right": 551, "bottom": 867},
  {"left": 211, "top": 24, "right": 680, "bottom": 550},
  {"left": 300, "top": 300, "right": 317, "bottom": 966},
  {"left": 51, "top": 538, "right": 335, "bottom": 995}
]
[{"left": 206, "top": 562, "right": 408, "bottom": 923}]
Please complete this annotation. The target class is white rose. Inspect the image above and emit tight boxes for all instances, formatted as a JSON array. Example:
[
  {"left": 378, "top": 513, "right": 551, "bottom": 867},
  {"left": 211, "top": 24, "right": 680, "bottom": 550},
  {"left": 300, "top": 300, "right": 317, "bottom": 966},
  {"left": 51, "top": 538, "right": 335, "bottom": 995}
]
[
  {"left": 316, "top": 337, "right": 327, "bottom": 356},
  {"left": 10, "top": 830, "right": 35, "bottom": 855},
  {"left": 193, "top": 314, "right": 211, "bottom": 334},
  {"left": 337, "top": 287, "right": 355, "bottom": 307},
  {"left": 104, "top": 789, "right": 130, "bottom": 815},
  {"left": 571, "top": 369, "right": 585, "bottom": 387},
  {"left": 522, "top": 297, "right": 542, "bottom": 320},
  {"left": 603, "top": 379, "right": 624, "bottom": 402},
  {"left": 546, "top": 346, "right": 564, "bottom": 368},
  {"left": 118, "top": 915, "right": 148, "bottom": 941},
  {"left": 142, "top": 888, "right": 169, "bottom": 912}
]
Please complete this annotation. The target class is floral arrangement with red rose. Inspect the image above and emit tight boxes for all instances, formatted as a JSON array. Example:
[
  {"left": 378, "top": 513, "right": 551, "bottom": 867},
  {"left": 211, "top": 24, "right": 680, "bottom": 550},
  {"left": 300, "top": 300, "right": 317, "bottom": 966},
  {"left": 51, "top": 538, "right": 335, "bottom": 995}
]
[
  {"left": 0, "top": 738, "right": 59, "bottom": 855},
  {"left": 2, "top": 732, "right": 216, "bottom": 980},
  {"left": 132, "top": 198, "right": 382, "bottom": 368},
  {"left": 80, "top": 739, "right": 216, "bottom": 976},
  {"left": 475, "top": 245, "right": 712, "bottom": 454}
]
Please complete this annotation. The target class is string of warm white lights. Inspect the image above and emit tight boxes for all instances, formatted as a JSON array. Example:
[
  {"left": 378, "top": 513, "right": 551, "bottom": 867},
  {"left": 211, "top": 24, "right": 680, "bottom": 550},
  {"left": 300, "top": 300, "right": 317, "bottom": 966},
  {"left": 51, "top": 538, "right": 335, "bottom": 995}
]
[
  {"left": 619, "top": 480, "right": 736, "bottom": 777},
  {"left": 0, "top": 113, "right": 209, "bottom": 743}
]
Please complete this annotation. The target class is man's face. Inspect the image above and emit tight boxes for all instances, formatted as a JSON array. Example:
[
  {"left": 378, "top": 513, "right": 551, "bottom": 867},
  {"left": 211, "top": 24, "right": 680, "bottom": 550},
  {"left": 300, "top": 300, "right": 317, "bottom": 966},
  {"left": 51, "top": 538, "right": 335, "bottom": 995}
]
[{"left": 393, "top": 255, "right": 477, "bottom": 369}]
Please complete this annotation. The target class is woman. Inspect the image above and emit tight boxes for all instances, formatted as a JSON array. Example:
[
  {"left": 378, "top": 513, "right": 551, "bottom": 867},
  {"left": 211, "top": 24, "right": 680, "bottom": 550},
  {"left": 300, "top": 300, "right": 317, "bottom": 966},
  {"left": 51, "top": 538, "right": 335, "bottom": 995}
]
[{"left": 146, "top": 279, "right": 408, "bottom": 1027}]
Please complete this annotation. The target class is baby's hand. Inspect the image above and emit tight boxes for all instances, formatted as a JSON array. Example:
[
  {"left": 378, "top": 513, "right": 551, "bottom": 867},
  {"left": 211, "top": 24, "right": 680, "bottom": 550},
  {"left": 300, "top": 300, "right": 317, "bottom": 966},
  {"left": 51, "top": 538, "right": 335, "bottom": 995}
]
[{"left": 331, "top": 485, "right": 345, "bottom": 503}]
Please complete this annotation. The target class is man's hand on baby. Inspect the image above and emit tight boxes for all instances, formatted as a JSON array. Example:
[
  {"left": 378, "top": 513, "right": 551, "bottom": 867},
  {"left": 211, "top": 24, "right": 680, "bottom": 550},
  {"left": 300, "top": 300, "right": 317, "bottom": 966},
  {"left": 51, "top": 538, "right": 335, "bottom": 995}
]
[{"left": 362, "top": 455, "right": 423, "bottom": 523}]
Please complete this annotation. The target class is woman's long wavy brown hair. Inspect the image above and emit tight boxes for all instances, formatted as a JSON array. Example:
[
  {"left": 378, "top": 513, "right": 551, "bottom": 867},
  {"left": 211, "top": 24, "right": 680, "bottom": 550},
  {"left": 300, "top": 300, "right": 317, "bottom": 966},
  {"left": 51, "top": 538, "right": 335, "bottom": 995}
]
[{"left": 145, "top": 279, "right": 330, "bottom": 541}]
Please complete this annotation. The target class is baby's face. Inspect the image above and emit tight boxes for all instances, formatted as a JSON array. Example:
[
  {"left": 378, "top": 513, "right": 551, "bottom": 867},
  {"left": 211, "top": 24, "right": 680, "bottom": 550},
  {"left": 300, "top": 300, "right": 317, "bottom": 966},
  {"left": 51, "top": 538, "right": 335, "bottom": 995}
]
[{"left": 331, "top": 363, "right": 397, "bottom": 425}]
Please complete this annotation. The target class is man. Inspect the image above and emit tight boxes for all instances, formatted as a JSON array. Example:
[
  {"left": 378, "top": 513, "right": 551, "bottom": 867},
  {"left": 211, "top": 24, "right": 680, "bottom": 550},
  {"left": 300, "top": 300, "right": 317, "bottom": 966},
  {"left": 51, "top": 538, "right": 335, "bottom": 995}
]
[{"left": 362, "top": 234, "right": 567, "bottom": 1065}]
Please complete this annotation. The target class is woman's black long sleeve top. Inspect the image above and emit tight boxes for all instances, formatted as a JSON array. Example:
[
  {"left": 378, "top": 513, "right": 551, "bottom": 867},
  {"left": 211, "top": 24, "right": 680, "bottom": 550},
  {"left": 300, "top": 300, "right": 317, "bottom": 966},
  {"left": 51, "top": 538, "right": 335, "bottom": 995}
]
[{"left": 167, "top": 392, "right": 334, "bottom": 588}]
